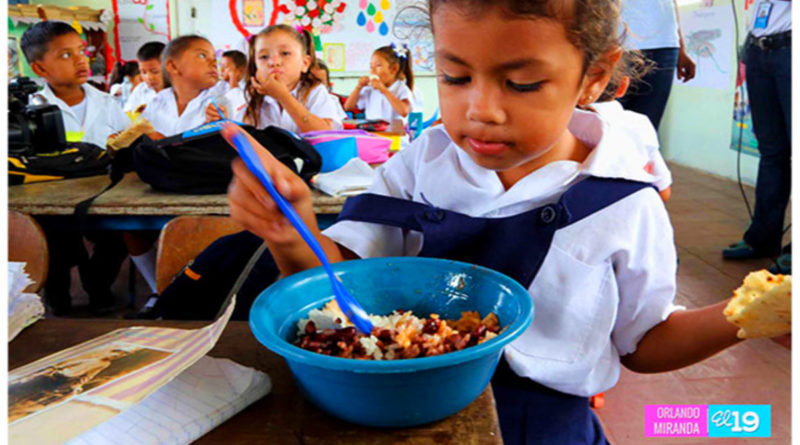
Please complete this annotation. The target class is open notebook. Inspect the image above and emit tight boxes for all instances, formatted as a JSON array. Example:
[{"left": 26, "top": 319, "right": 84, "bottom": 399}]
[{"left": 67, "top": 356, "right": 271, "bottom": 445}]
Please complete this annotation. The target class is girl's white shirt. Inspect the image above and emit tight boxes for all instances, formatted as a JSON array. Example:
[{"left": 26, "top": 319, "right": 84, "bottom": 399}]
[
  {"left": 357, "top": 79, "right": 413, "bottom": 122},
  {"left": 620, "top": 0, "right": 680, "bottom": 50},
  {"left": 323, "top": 109, "right": 683, "bottom": 397},
  {"left": 227, "top": 82, "right": 343, "bottom": 132},
  {"left": 37, "top": 83, "right": 130, "bottom": 149},
  {"left": 141, "top": 82, "right": 228, "bottom": 136},
  {"left": 123, "top": 82, "right": 158, "bottom": 112},
  {"left": 591, "top": 101, "right": 672, "bottom": 191}
]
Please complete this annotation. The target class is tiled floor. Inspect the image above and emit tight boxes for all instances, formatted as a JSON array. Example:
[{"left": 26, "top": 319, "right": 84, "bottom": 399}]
[{"left": 596, "top": 163, "right": 791, "bottom": 444}]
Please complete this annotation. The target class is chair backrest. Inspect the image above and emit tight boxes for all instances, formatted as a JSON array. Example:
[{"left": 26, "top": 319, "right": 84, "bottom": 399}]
[
  {"left": 155, "top": 216, "right": 243, "bottom": 294},
  {"left": 8, "top": 211, "right": 48, "bottom": 293}
]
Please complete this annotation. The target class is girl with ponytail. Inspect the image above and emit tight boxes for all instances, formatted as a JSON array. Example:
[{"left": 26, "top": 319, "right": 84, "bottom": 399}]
[
  {"left": 208, "top": 24, "right": 342, "bottom": 132},
  {"left": 344, "top": 44, "right": 415, "bottom": 122}
]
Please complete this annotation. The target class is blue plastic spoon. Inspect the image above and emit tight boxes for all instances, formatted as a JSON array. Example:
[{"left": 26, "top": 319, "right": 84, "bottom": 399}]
[{"left": 230, "top": 130, "right": 375, "bottom": 334}]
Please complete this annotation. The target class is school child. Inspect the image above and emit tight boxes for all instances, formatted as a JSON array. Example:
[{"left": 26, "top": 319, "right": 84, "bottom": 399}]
[
  {"left": 311, "top": 60, "right": 348, "bottom": 122},
  {"left": 344, "top": 44, "right": 414, "bottom": 122},
  {"left": 222, "top": 1, "right": 790, "bottom": 443},
  {"left": 124, "top": 42, "right": 167, "bottom": 113},
  {"left": 20, "top": 21, "right": 130, "bottom": 314},
  {"left": 220, "top": 49, "right": 247, "bottom": 91},
  {"left": 141, "top": 35, "right": 227, "bottom": 137},
  {"left": 206, "top": 25, "right": 341, "bottom": 133},
  {"left": 109, "top": 61, "right": 141, "bottom": 108},
  {"left": 21, "top": 21, "right": 130, "bottom": 147}
]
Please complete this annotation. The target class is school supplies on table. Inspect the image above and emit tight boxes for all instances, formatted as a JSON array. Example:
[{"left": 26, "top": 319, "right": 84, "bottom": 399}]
[
  {"left": 8, "top": 262, "right": 44, "bottom": 342},
  {"left": 342, "top": 119, "right": 390, "bottom": 132},
  {"left": 8, "top": 298, "right": 238, "bottom": 444},
  {"left": 312, "top": 158, "right": 376, "bottom": 197},
  {"left": 66, "top": 356, "right": 271, "bottom": 445},
  {"left": 303, "top": 129, "right": 392, "bottom": 166}
]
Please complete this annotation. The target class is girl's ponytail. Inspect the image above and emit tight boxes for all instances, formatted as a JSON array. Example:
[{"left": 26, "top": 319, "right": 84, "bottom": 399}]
[{"left": 400, "top": 46, "right": 414, "bottom": 90}]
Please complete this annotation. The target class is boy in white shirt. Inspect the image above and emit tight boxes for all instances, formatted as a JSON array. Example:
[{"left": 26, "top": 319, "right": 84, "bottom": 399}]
[
  {"left": 141, "top": 35, "right": 227, "bottom": 137},
  {"left": 21, "top": 21, "right": 129, "bottom": 148},
  {"left": 20, "top": 21, "right": 130, "bottom": 315},
  {"left": 124, "top": 42, "right": 167, "bottom": 114}
]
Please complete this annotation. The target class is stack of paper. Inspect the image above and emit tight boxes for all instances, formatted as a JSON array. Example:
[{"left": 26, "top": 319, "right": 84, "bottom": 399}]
[
  {"left": 8, "top": 262, "right": 45, "bottom": 341},
  {"left": 312, "top": 157, "right": 376, "bottom": 197}
]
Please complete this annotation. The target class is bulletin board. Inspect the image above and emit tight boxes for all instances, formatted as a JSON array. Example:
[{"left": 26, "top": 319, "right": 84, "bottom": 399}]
[
  {"left": 113, "top": 0, "right": 170, "bottom": 61},
  {"left": 205, "top": 0, "right": 434, "bottom": 73}
]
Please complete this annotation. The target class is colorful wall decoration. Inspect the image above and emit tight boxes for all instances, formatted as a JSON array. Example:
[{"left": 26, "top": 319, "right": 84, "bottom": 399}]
[{"left": 114, "top": 0, "right": 170, "bottom": 61}]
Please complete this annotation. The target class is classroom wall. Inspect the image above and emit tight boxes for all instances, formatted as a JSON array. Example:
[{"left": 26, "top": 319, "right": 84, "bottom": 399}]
[{"left": 659, "top": 0, "right": 759, "bottom": 185}]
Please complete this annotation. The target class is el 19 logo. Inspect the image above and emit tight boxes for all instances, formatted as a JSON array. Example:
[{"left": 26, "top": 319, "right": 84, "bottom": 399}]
[{"left": 708, "top": 405, "right": 770, "bottom": 437}]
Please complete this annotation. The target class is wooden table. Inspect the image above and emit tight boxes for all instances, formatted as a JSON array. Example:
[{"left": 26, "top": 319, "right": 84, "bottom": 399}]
[
  {"left": 9, "top": 320, "right": 503, "bottom": 445},
  {"left": 8, "top": 173, "right": 346, "bottom": 230}
]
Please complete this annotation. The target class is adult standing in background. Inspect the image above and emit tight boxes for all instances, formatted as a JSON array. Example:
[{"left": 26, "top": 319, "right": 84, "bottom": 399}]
[
  {"left": 619, "top": 0, "right": 696, "bottom": 130},
  {"left": 723, "top": 0, "right": 791, "bottom": 274}
]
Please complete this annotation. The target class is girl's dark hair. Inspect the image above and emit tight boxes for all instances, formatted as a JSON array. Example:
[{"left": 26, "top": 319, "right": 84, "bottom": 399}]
[
  {"left": 428, "top": 0, "right": 635, "bottom": 83},
  {"left": 244, "top": 25, "right": 321, "bottom": 127},
  {"left": 596, "top": 49, "right": 654, "bottom": 102},
  {"left": 123, "top": 60, "right": 140, "bottom": 78},
  {"left": 373, "top": 45, "right": 414, "bottom": 90},
  {"left": 108, "top": 62, "right": 125, "bottom": 87},
  {"left": 162, "top": 35, "right": 211, "bottom": 83}
]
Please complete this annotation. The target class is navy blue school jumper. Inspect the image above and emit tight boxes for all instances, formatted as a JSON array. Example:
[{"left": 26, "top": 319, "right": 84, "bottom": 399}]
[{"left": 336, "top": 176, "right": 653, "bottom": 444}]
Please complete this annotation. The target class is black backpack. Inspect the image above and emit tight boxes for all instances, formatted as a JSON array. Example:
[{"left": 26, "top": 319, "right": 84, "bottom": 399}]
[
  {"left": 8, "top": 143, "right": 111, "bottom": 185},
  {"left": 132, "top": 122, "right": 322, "bottom": 194}
]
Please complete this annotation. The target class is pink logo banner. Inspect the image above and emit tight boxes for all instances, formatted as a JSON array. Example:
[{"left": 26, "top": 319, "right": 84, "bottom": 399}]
[{"left": 645, "top": 405, "right": 708, "bottom": 437}]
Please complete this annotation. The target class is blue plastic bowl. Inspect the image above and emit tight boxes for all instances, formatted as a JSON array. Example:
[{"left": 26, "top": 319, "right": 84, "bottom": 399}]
[{"left": 249, "top": 257, "right": 534, "bottom": 427}]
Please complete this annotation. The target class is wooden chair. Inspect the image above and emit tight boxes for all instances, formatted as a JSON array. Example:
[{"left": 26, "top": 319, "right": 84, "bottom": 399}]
[
  {"left": 8, "top": 211, "right": 48, "bottom": 293},
  {"left": 155, "top": 216, "right": 243, "bottom": 294}
]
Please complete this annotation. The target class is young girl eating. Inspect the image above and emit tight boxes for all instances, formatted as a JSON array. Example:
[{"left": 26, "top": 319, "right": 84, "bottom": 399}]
[
  {"left": 344, "top": 45, "right": 414, "bottom": 122},
  {"left": 207, "top": 25, "right": 341, "bottom": 133},
  {"left": 222, "top": 1, "right": 789, "bottom": 443}
]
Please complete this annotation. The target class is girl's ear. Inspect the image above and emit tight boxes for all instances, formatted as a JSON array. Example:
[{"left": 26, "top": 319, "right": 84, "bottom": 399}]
[
  {"left": 301, "top": 54, "right": 312, "bottom": 74},
  {"left": 579, "top": 46, "right": 623, "bottom": 106}
]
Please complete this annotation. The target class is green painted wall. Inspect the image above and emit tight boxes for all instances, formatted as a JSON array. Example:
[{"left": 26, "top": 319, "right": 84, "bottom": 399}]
[{"left": 660, "top": 0, "right": 759, "bottom": 185}]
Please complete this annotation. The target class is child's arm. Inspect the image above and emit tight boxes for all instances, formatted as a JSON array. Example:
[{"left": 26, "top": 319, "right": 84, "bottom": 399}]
[
  {"left": 370, "top": 78, "right": 410, "bottom": 117},
  {"left": 344, "top": 76, "right": 370, "bottom": 112},
  {"left": 621, "top": 301, "right": 742, "bottom": 373},
  {"left": 253, "top": 75, "right": 333, "bottom": 132},
  {"left": 204, "top": 103, "right": 227, "bottom": 123},
  {"left": 222, "top": 124, "right": 346, "bottom": 275}
]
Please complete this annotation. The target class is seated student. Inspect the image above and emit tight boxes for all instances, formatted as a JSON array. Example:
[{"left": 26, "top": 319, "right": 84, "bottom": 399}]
[
  {"left": 20, "top": 21, "right": 130, "bottom": 314},
  {"left": 344, "top": 45, "right": 414, "bottom": 123},
  {"left": 141, "top": 35, "right": 227, "bottom": 137},
  {"left": 124, "top": 42, "right": 167, "bottom": 114},
  {"left": 311, "top": 60, "right": 348, "bottom": 122},
  {"left": 220, "top": 49, "right": 247, "bottom": 91},
  {"left": 206, "top": 25, "right": 342, "bottom": 132},
  {"left": 109, "top": 61, "right": 141, "bottom": 108}
]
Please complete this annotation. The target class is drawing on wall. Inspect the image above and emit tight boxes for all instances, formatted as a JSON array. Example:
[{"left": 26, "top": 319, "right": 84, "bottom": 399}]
[
  {"left": 9, "top": 36, "right": 21, "bottom": 78},
  {"left": 680, "top": 5, "right": 734, "bottom": 90},
  {"left": 730, "top": 62, "right": 759, "bottom": 156},
  {"left": 244, "top": 0, "right": 266, "bottom": 26},
  {"left": 294, "top": 0, "right": 348, "bottom": 34},
  {"left": 115, "top": 0, "right": 170, "bottom": 60},
  {"left": 356, "top": 0, "right": 390, "bottom": 35},
  {"left": 323, "top": 42, "right": 346, "bottom": 70},
  {"left": 392, "top": 1, "right": 433, "bottom": 72}
]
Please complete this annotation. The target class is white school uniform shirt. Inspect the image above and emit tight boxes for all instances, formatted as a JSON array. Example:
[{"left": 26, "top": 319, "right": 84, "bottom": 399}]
[
  {"left": 591, "top": 101, "right": 672, "bottom": 191},
  {"left": 620, "top": 0, "right": 680, "bottom": 50},
  {"left": 221, "top": 80, "right": 249, "bottom": 122},
  {"left": 323, "top": 110, "right": 683, "bottom": 397},
  {"left": 229, "top": 83, "right": 343, "bottom": 133},
  {"left": 37, "top": 83, "right": 130, "bottom": 149},
  {"left": 141, "top": 82, "right": 228, "bottom": 136},
  {"left": 749, "top": 0, "right": 791, "bottom": 37},
  {"left": 357, "top": 79, "right": 413, "bottom": 122},
  {"left": 124, "top": 82, "right": 158, "bottom": 112}
]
